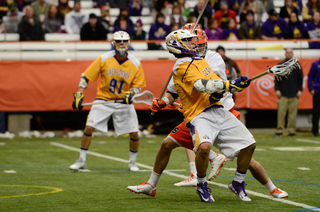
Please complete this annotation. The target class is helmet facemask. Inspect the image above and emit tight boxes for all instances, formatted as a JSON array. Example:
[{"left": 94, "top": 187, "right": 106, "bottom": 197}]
[{"left": 113, "top": 39, "right": 130, "bottom": 56}]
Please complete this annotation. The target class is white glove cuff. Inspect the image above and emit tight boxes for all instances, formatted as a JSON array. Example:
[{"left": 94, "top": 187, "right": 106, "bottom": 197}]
[{"left": 161, "top": 97, "right": 170, "bottom": 105}]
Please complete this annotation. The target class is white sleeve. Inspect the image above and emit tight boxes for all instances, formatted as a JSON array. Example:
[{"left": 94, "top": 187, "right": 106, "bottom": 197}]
[
  {"left": 167, "top": 78, "right": 177, "bottom": 94},
  {"left": 205, "top": 51, "right": 227, "bottom": 81}
]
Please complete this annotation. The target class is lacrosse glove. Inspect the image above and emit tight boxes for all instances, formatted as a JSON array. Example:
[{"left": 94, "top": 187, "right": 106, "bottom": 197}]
[
  {"left": 209, "top": 91, "right": 224, "bottom": 103},
  {"left": 120, "top": 91, "right": 133, "bottom": 104},
  {"left": 225, "top": 76, "right": 251, "bottom": 93},
  {"left": 72, "top": 92, "right": 84, "bottom": 110},
  {"left": 150, "top": 97, "right": 169, "bottom": 112}
]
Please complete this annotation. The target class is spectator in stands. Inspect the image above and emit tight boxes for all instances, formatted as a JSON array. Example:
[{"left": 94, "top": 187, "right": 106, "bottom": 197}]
[
  {"left": 227, "top": 0, "right": 243, "bottom": 14},
  {"left": 31, "top": 0, "right": 50, "bottom": 23},
  {"left": 98, "top": 5, "right": 113, "bottom": 33},
  {"left": 210, "top": 0, "right": 221, "bottom": 12},
  {"left": 164, "top": 5, "right": 187, "bottom": 28},
  {"left": 64, "top": 0, "right": 88, "bottom": 34},
  {"left": 261, "top": 8, "right": 289, "bottom": 39},
  {"left": 3, "top": 3, "right": 24, "bottom": 33},
  {"left": 239, "top": 9, "right": 261, "bottom": 39},
  {"left": 239, "top": 0, "right": 267, "bottom": 24},
  {"left": 293, "top": 0, "right": 303, "bottom": 15},
  {"left": 57, "top": 0, "right": 72, "bottom": 22},
  {"left": 260, "top": 0, "right": 275, "bottom": 13},
  {"left": 287, "top": 12, "right": 308, "bottom": 38},
  {"left": 148, "top": 12, "right": 170, "bottom": 50},
  {"left": 187, "top": 14, "right": 197, "bottom": 23},
  {"left": 174, "top": 0, "right": 191, "bottom": 19},
  {"left": 128, "top": 0, "right": 143, "bottom": 16},
  {"left": 222, "top": 18, "right": 240, "bottom": 40},
  {"left": 306, "top": 11, "right": 320, "bottom": 48},
  {"left": 44, "top": 5, "right": 62, "bottom": 33},
  {"left": 114, "top": 7, "right": 134, "bottom": 29},
  {"left": 302, "top": 0, "right": 320, "bottom": 22},
  {"left": 191, "top": 0, "right": 213, "bottom": 29},
  {"left": 0, "top": 0, "right": 23, "bottom": 20},
  {"left": 81, "top": 13, "right": 107, "bottom": 40},
  {"left": 216, "top": 45, "right": 241, "bottom": 81},
  {"left": 308, "top": 58, "right": 320, "bottom": 136},
  {"left": 274, "top": 48, "right": 303, "bottom": 137},
  {"left": 109, "top": 0, "right": 130, "bottom": 8},
  {"left": 239, "top": 0, "right": 253, "bottom": 24},
  {"left": 132, "top": 18, "right": 146, "bottom": 40},
  {"left": 113, "top": 14, "right": 133, "bottom": 37},
  {"left": 280, "top": 0, "right": 299, "bottom": 23},
  {"left": 170, "top": 22, "right": 180, "bottom": 31},
  {"left": 18, "top": 6, "right": 44, "bottom": 40},
  {"left": 214, "top": 0, "right": 237, "bottom": 29},
  {"left": 204, "top": 18, "right": 222, "bottom": 40},
  {"left": 93, "top": 0, "right": 109, "bottom": 9},
  {"left": 151, "top": 0, "right": 172, "bottom": 20},
  {"left": 141, "top": 0, "right": 154, "bottom": 12}
]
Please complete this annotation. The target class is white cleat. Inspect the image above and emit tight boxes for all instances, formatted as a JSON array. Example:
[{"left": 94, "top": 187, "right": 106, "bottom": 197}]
[
  {"left": 127, "top": 181, "right": 157, "bottom": 197},
  {"left": 208, "top": 154, "right": 228, "bottom": 181},
  {"left": 128, "top": 161, "right": 139, "bottom": 172},
  {"left": 174, "top": 173, "right": 197, "bottom": 187},
  {"left": 69, "top": 158, "right": 86, "bottom": 171},
  {"left": 270, "top": 188, "right": 288, "bottom": 198}
]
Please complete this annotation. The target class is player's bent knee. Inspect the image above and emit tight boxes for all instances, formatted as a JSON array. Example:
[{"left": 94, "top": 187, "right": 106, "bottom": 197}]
[
  {"left": 161, "top": 137, "right": 178, "bottom": 150},
  {"left": 198, "top": 142, "right": 211, "bottom": 155},
  {"left": 84, "top": 126, "right": 95, "bottom": 134},
  {"left": 129, "top": 132, "right": 139, "bottom": 140}
]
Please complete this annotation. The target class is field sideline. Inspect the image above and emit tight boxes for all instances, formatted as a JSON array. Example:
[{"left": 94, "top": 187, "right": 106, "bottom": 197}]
[{"left": 0, "top": 131, "right": 319, "bottom": 211}]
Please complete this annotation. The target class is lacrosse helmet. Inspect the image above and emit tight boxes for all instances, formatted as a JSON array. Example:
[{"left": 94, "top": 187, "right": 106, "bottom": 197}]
[
  {"left": 112, "top": 31, "right": 130, "bottom": 56},
  {"left": 182, "top": 23, "right": 208, "bottom": 58},
  {"left": 165, "top": 29, "right": 199, "bottom": 57}
]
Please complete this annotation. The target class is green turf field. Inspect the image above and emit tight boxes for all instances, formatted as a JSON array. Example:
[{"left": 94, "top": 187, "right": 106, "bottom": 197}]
[{"left": 0, "top": 131, "right": 319, "bottom": 212}]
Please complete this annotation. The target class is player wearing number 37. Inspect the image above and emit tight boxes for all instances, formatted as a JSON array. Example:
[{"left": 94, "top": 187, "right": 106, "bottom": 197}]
[{"left": 70, "top": 31, "right": 146, "bottom": 172}]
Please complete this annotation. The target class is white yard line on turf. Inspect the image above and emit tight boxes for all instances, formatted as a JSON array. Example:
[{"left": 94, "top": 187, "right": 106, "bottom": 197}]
[
  {"left": 50, "top": 142, "right": 320, "bottom": 211},
  {"left": 295, "top": 139, "right": 320, "bottom": 144}
]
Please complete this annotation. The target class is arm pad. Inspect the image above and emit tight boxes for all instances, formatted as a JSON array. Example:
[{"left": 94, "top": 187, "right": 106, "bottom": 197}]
[
  {"left": 79, "top": 73, "right": 89, "bottom": 89},
  {"left": 130, "top": 87, "right": 141, "bottom": 95},
  {"left": 194, "top": 79, "right": 224, "bottom": 94},
  {"left": 166, "top": 91, "right": 179, "bottom": 101}
]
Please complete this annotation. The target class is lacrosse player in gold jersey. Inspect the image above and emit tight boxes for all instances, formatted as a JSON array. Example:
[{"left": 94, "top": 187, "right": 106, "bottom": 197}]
[{"left": 70, "top": 31, "right": 146, "bottom": 172}]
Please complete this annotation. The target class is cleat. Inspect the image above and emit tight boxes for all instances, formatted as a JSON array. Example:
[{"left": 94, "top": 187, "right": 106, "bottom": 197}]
[
  {"left": 128, "top": 161, "right": 139, "bottom": 172},
  {"left": 228, "top": 180, "right": 252, "bottom": 201},
  {"left": 127, "top": 181, "right": 156, "bottom": 197},
  {"left": 69, "top": 158, "right": 86, "bottom": 171},
  {"left": 270, "top": 188, "right": 288, "bottom": 198},
  {"left": 174, "top": 173, "right": 197, "bottom": 187},
  {"left": 196, "top": 182, "right": 214, "bottom": 203},
  {"left": 208, "top": 154, "right": 228, "bottom": 181}
]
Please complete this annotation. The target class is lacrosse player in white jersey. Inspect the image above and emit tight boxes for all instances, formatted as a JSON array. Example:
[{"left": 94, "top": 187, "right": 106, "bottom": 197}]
[{"left": 70, "top": 31, "right": 146, "bottom": 172}]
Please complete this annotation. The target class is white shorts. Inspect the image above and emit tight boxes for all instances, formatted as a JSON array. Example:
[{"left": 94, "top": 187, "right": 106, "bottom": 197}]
[
  {"left": 86, "top": 100, "right": 139, "bottom": 136},
  {"left": 189, "top": 107, "right": 256, "bottom": 161}
]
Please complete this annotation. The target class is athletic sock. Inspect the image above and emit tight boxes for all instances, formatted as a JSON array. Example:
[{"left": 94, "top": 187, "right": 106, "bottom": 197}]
[
  {"left": 80, "top": 147, "right": 88, "bottom": 161},
  {"left": 148, "top": 170, "right": 161, "bottom": 187},
  {"left": 189, "top": 162, "right": 197, "bottom": 176},
  {"left": 234, "top": 169, "right": 246, "bottom": 183},
  {"left": 208, "top": 150, "right": 218, "bottom": 161},
  {"left": 197, "top": 175, "right": 207, "bottom": 184},
  {"left": 129, "top": 150, "right": 138, "bottom": 163},
  {"left": 264, "top": 178, "right": 277, "bottom": 192}
]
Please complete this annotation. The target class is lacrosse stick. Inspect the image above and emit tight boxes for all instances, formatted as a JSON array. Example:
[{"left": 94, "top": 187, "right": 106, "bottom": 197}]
[
  {"left": 151, "top": 0, "right": 210, "bottom": 116},
  {"left": 82, "top": 90, "right": 154, "bottom": 106},
  {"left": 249, "top": 58, "right": 298, "bottom": 82}
]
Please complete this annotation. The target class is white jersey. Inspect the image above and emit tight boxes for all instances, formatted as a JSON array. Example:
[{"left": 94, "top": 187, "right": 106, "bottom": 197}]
[
  {"left": 65, "top": 11, "right": 89, "bottom": 34},
  {"left": 168, "top": 50, "right": 235, "bottom": 110}
]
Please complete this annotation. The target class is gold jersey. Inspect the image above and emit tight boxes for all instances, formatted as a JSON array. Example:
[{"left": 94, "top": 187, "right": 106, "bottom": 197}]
[
  {"left": 84, "top": 51, "right": 146, "bottom": 100},
  {"left": 172, "top": 57, "right": 222, "bottom": 124}
]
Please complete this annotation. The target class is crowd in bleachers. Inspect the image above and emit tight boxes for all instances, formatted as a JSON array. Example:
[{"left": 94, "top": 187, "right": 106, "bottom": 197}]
[{"left": 0, "top": 0, "right": 319, "bottom": 48}]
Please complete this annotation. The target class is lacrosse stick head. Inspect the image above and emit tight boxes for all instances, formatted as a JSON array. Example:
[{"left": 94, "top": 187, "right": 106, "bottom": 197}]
[
  {"left": 268, "top": 58, "right": 298, "bottom": 80},
  {"left": 132, "top": 91, "right": 154, "bottom": 105}
]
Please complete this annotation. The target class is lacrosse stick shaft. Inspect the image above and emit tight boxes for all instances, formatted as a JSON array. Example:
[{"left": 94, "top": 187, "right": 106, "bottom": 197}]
[
  {"left": 249, "top": 71, "right": 269, "bottom": 81},
  {"left": 191, "top": 0, "right": 210, "bottom": 33},
  {"left": 82, "top": 101, "right": 180, "bottom": 106}
]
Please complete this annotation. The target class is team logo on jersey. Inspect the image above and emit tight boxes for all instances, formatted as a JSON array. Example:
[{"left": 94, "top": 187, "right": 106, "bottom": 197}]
[{"left": 203, "top": 134, "right": 210, "bottom": 140}]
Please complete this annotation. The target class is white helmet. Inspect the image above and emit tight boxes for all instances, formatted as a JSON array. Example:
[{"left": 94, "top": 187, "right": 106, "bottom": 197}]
[
  {"left": 112, "top": 31, "right": 130, "bottom": 56},
  {"left": 165, "top": 29, "right": 199, "bottom": 57}
]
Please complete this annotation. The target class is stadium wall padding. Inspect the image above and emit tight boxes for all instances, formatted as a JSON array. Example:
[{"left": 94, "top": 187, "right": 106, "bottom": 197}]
[{"left": 0, "top": 59, "right": 316, "bottom": 111}]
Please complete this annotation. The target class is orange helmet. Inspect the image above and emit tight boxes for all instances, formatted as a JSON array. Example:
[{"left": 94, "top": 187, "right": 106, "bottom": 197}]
[{"left": 181, "top": 23, "right": 208, "bottom": 57}]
